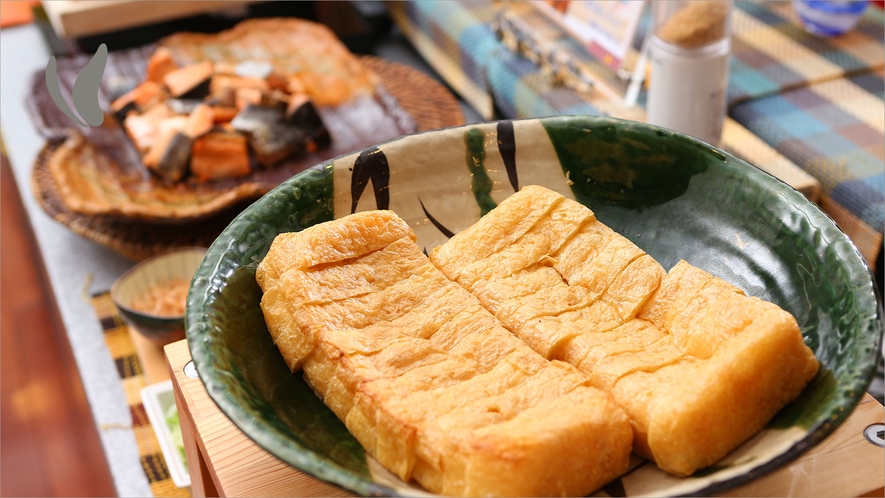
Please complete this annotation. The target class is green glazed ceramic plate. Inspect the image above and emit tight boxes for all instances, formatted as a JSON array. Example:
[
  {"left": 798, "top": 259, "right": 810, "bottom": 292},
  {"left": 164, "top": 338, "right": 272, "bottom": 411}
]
[{"left": 186, "top": 116, "right": 882, "bottom": 497}]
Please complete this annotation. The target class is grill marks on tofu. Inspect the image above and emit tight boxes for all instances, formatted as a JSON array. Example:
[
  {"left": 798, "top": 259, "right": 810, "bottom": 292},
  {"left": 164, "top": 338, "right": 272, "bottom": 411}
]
[
  {"left": 256, "top": 210, "right": 633, "bottom": 497},
  {"left": 429, "top": 185, "right": 819, "bottom": 478}
]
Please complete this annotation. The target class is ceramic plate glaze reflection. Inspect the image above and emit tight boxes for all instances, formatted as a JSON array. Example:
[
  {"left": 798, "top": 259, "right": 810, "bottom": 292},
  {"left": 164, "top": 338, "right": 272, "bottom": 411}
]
[{"left": 186, "top": 115, "right": 883, "bottom": 497}]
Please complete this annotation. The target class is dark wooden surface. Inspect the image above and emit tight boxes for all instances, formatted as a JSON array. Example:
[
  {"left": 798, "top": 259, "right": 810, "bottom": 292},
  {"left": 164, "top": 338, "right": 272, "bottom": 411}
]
[{"left": 0, "top": 151, "right": 116, "bottom": 497}]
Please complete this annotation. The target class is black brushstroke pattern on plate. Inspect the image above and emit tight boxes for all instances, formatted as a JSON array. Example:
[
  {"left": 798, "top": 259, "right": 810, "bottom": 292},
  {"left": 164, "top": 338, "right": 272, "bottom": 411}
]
[
  {"left": 497, "top": 120, "right": 518, "bottom": 192},
  {"left": 351, "top": 147, "right": 390, "bottom": 213},
  {"left": 418, "top": 198, "right": 455, "bottom": 238}
]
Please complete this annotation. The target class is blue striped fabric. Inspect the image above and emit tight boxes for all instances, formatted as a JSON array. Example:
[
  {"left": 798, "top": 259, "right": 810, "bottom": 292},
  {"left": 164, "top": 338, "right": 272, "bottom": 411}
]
[{"left": 731, "top": 71, "right": 884, "bottom": 257}]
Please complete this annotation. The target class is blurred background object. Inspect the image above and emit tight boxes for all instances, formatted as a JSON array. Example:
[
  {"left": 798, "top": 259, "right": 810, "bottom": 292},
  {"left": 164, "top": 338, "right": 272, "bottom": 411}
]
[
  {"left": 110, "top": 248, "right": 207, "bottom": 346},
  {"left": 646, "top": 0, "right": 733, "bottom": 146},
  {"left": 793, "top": 0, "right": 870, "bottom": 37},
  {"left": 0, "top": 0, "right": 40, "bottom": 28},
  {"left": 40, "top": 1, "right": 263, "bottom": 39}
]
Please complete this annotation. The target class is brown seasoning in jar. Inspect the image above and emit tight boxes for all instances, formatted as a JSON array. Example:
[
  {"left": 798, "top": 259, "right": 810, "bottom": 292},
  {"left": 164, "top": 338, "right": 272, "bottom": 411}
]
[{"left": 657, "top": 1, "right": 730, "bottom": 49}]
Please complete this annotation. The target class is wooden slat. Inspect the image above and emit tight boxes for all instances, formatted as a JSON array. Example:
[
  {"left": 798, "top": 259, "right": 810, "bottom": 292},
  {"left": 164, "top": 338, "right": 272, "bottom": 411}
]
[
  {"left": 165, "top": 339, "right": 884, "bottom": 497},
  {"left": 166, "top": 340, "right": 351, "bottom": 497},
  {"left": 42, "top": 1, "right": 263, "bottom": 39}
]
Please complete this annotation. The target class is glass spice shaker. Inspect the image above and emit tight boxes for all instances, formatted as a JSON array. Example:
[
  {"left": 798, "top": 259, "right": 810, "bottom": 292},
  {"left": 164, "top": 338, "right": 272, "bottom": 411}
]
[{"left": 646, "top": 0, "right": 733, "bottom": 147}]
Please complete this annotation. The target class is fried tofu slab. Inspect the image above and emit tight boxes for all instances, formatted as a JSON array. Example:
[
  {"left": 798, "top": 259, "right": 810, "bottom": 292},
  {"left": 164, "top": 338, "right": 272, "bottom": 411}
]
[
  {"left": 429, "top": 185, "right": 819, "bottom": 478},
  {"left": 256, "top": 210, "right": 633, "bottom": 496}
]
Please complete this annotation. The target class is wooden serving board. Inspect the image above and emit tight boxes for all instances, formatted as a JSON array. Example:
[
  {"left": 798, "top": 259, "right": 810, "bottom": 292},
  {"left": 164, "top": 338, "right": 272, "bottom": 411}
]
[
  {"left": 163, "top": 339, "right": 885, "bottom": 497},
  {"left": 42, "top": 1, "right": 264, "bottom": 39}
]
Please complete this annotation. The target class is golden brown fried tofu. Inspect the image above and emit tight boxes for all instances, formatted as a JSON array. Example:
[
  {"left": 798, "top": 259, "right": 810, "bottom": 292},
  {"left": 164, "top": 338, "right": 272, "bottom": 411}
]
[
  {"left": 612, "top": 305, "right": 818, "bottom": 476},
  {"left": 601, "top": 254, "right": 667, "bottom": 321},
  {"left": 257, "top": 210, "right": 633, "bottom": 496},
  {"left": 256, "top": 210, "right": 415, "bottom": 285},
  {"left": 430, "top": 186, "right": 819, "bottom": 479},
  {"left": 636, "top": 259, "right": 714, "bottom": 330},
  {"left": 558, "top": 319, "right": 667, "bottom": 371},
  {"left": 430, "top": 185, "right": 562, "bottom": 282},
  {"left": 456, "top": 196, "right": 593, "bottom": 289},
  {"left": 429, "top": 187, "right": 663, "bottom": 360}
]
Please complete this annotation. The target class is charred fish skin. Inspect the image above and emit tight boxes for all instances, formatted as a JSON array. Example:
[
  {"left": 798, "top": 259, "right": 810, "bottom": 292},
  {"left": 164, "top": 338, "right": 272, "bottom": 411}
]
[
  {"left": 231, "top": 104, "right": 315, "bottom": 167},
  {"left": 154, "top": 132, "right": 193, "bottom": 184},
  {"left": 112, "top": 101, "right": 137, "bottom": 125},
  {"left": 167, "top": 98, "right": 205, "bottom": 115},
  {"left": 286, "top": 95, "right": 331, "bottom": 148}
]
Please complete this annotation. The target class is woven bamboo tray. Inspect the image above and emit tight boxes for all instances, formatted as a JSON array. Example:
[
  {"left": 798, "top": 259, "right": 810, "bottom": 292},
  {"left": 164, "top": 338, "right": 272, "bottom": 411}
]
[{"left": 31, "top": 56, "right": 465, "bottom": 261}]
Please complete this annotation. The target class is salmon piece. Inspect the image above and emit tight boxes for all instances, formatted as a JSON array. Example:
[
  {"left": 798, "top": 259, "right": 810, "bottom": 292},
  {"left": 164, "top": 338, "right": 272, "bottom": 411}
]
[
  {"left": 285, "top": 93, "right": 310, "bottom": 121},
  {"left": 110, "top": 81, "right": 165, "bottom": 116},
  {"left": 235, "top": 87, "right": 262, "bottom": 110},
  {"left": 212, "top": 62, "right": 239, "bottom": 75},
  {"left": 287, "top": 75, "right": 306, "bottom": 94},
  {"left": 163, "top": 60, "right": 213, "bottom": 98},
  {"left": 210, "top": 74, "right": 268, "bottom": 98},
  {"left": 230, "top": 104, "right": 311, "bottom": 166},
  {"left": 189, "top": 131, "right": 250, "bottom": 182},
  {"left": 208, "top": 74, "right": 269, "bottom": 108},
  {"left": 266, "top": 71, "right": 290, "bottom": 92},
  {"left": 141, "top": 116, "right": 191, "bottom": 183},
  {"left": 183, "top": 103, "right": 214, "bottom": 138},
  {"left": 211, "top": 74, "right": 268, "bottom": 90},
  {"left": 122, "top": 103, "right": 172, "bottom": 152},
  {"left": 210, "top": 106, "right": 238, "bottom": 123},
  {"left": 141, "top": 116, "right": 186, "bottom": 168},
  {"left": 257, "top": 211, "right": 633, "bottom": 496},
  {"left": 145, "top": 47, "right": 178, "bottom": 83}
]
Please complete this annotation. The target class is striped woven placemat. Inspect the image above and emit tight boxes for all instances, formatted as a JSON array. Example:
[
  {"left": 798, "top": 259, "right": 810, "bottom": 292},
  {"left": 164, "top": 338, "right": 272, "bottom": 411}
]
[{"left": 90, "top": 291, "right": 191, "bottom": 498}]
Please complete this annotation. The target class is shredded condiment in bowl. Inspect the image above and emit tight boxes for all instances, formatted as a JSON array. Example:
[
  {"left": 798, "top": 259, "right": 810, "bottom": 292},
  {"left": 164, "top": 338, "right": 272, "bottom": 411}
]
[{"left": 130, "top": 278, "right": 190, "bottom": 317}]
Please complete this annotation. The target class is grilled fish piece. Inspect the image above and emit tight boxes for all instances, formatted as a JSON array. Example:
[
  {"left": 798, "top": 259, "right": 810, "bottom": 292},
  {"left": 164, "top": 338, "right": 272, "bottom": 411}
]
[{"left": 230, "top": 104, "right": 310, "bottom": 167}]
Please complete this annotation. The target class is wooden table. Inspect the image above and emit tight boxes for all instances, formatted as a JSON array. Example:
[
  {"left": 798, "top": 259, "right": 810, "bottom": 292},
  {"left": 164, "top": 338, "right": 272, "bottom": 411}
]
[{"left": 162, "top": 339, "right": 885, "bottom": 497}]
